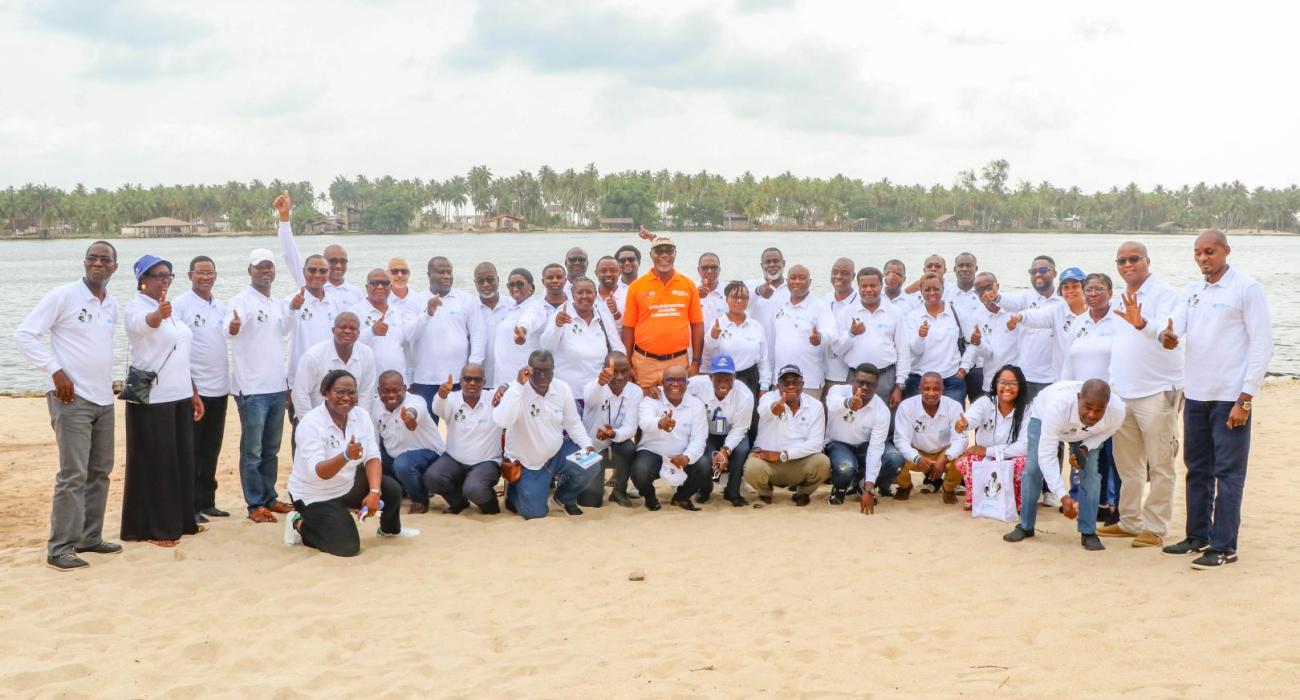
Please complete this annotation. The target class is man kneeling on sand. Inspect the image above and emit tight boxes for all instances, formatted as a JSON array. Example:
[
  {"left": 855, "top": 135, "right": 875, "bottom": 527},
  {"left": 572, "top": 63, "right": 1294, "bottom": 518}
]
[{"left": 742, "top": 364, "right": 830, "bottom": 505}]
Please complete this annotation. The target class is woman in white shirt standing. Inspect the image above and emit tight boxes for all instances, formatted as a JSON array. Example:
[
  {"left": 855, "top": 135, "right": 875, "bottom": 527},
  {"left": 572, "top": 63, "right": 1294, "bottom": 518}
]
[
  {"left": 492, "top": 268, "right": 547, "bottom": 388},
  {"left": 122, "top": 255, "right": 204, "bottom": 547},
  {"left": 906, "top": 274, "right": 970, "bottom": 404},
  {"left": 540, "top": 278, "right": 625, "bottom": 395},
  {"left": 956, "top": 364, "right": 1030, "bottom": 511},
  {"left": 703, "top": 281, "right": 769, "bottom": 441},
  {"left": 284, "top": 370, "right": 418, "bottom": 557}
]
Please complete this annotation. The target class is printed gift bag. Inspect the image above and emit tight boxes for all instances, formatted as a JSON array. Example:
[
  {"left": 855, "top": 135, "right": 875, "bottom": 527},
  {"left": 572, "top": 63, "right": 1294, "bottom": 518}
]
[{"left": 970, "top": 448, "right": 1017, "bottom": 522}]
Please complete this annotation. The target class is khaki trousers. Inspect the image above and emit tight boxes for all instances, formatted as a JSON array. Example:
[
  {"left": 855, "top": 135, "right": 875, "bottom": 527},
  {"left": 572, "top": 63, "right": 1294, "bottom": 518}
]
[
  {"left": 743, "top": 453, "right": 831, "bottom": 496},
  {"left": 1112, "top": 390, "right": 1181, "bottom": 536},
  {"left": 896, "top": 448, "right": 962, "bottom": 493},
  {"left": 631, "top": 351, "right": 688, "bottom": 391}
]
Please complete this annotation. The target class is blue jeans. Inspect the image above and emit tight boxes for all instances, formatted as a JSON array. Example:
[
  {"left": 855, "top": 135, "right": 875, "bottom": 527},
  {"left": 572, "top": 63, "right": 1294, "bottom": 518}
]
[
  {"left": 825, "top": 440, "right": 905, "bottom": 492},
  {"left": 904, "top": 373, "right": 969, "bottom": 405},
  {"left": 1018, "top": 417, "right": 1101, "bottom": 536},
  {"left": 235, "top": 391, "right": 286, "bottom": 513},
  {"left": 392, "top": 448, "right": 439, "bottom": 505},
  {"left": 1070, "top": 438, "right": 1120, "bottom": 507},
  {"left": 1184, "top": 399, "right": 1250, "bottom": 553},
  {"left": 507, "top": 439, "right": 597, "bottom": 519}
]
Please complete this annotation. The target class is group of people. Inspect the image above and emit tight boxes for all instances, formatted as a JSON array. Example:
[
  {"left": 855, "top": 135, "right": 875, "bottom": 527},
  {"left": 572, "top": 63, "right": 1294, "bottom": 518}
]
[{"left": 16, "top": 192, "right": 1273, "bottom": 572}]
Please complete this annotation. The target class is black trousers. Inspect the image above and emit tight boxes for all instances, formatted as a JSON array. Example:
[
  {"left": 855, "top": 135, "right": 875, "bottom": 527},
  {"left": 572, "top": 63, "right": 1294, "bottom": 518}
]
[
  {"left": 193, "top": 394, "right": 228, "bottom": 511},
  {"left": 963, "top": 367, "right": 984, "bottom": 405},
  {"left": 702, "top": 433, "right": 751, "bottom": 500},
  {"left": 630, "top": 449, "right": 710, "bottom": 506},
  {"left": 735, "top": 365, "right": 761, "bottom": 442},
  {"left": 293, "top": 469, "right": 402, "bottom": 557},
  {"left": 423, "top": 453, "right": 502, "bottom": 513},
  {"left": 586, "top": 439, "right": 636, "bottom": 506}
]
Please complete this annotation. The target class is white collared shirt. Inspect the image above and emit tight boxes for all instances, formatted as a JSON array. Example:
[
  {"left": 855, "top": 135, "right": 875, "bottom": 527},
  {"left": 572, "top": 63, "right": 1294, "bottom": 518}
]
[
  {"left": 1171, "top": 266, "right": 1273, "bottom": 402},
  {"left": 882, "top": 290, "right": 916, "bottom": 313},
  {"left": 274, "top": 219, "right": 364, "bottom": 313},
  {"left": 596, "top": 285, "right": 627, "bottom": 329},
  {"left": 172, "top": 290, "right": 230, "bottom": 397},
  {"left": 907, "top": 305, "right": 969, "bottom": 378},
  {"left": 582, "top": 380, "right": 644, "bottom": 452},
  {"left": 227, "top": 285, "right": 296, "bottom": 396},
  {"left": 637, "top": 393, "right": 708, "bottom": 463},
  {"left": 746, "top": 277, "right": 791, "bottom": 332},
  {"left": 698, "top": 283, "right": 728, "bottom": 330},
  {"left": 964, "top": 306, "right": 1021, "bottom": 391},
  {"left": 433, "top": 391, "right": 503, "bottom": 465},
  {"left": 350, "top": 299, "right": 414, "bottom": 382},
  {"left": 372, "top": 393, "right": 444, "bottom": 459},
  {"left": 291, "top": 339, "right": 377, "bottom": 416},
  {"left": 686, "top": 375, "right": 754, "bottom": 451},
  {"left": 409, "top": 287, "right": 486, "bottom": 385},
  {"left": 702, "top": 314, "right": 771, "bottom": 388},
  {"left": 288, "top": 403, "right": 380, "bottom": 505},
  {"left": 387, "top": 288, "right": 421, "bottom": 317},
  {"left": 823, "top": 289, "right": 860, "bottom": 382},
  {"left": 285, "top": 290, "right": 339, "bottom": 383},
  {"left": 831, "top": 301, "right": 910, "bottom": 386},
  {"left": 825, "top": 385, "right": 891, "bottom": 482},
  {"left": 1060, "top": 311, "right": 1118, "bottom": 383},
  {"left": 478, "top": 296, "right": 515, "bottom": 386},
  {"left": 893, "top": 394, "right": 968, "bottom": 463},
  {"left": 325, "top": 281, "right": 364, "bottom": 310},
  {"left": 1109, "top": 274, "right": 1184, "bottom": 400},
  {"left": 540, "top": 308, "right": 626, "bottom": 394},
  {"left": 15, "top": 279, "right": 119, "bottom": 406},
  {"left": 963, "top": 395, "right": 1028, "bottom": 457},
  {"left": 492, "top": 296, "right": 548, "bottom": 388},
  {"left": 492, "top": 378, "right": 592, "bottom": 469},
  {"left": 754, "top": 392, "right": 826, "bottom": 460},
  {"left": 124, "top": 293, "right": 194, "bottom": 404},
  {"left": 999, "top": 289, "right": 1064, "bottom": 383},
  {"left": 770, "top": 295, "right": 838, "bottom": 389},
  {"left": 1030, "top": 381, "right": 1126, "bottom": 497}
]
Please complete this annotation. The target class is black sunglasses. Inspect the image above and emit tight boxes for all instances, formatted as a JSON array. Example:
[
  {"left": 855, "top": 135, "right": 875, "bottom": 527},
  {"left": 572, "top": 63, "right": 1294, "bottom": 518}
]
[
  {"left": 367, "top": 279, "right": 392, "bottom": 287},
  {"left": 1115, "top": 255, "right": 1144, "bottom": 266}
]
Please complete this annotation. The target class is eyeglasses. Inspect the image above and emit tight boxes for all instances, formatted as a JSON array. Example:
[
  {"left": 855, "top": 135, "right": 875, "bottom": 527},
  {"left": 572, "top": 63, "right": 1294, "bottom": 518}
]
[
  {"left": 85, "top": 255, "right": 115, "bottom": 264},
  {"left": 475, "top": 276, "right": 498, "bottom": 285},
  {"left": 144, "top": 272, "right": 175, "bottom": 281},
  {"left": 388, "top": 268, "right": 410, "bottom": 275},
  {"left": 506, "top": 281, "right": 528, "bottom": 289},
  {"left": 618, "top": 256, "right": 638, "bottom": 264},
  {"left": 662, "top": 377, "right": 687, "bottom": 385},
  {"left": 367, "top": 279, "right": 392, "bottom": 287},
  {"left": 1115, "top": 255, "right": 1144, "bottom": 266},
  {"left": 1028, "top": 266, "right": 1054, "bottom": 275},
  {"left": 461, "top": 376, "right": 485, "bottom": 383},
  {"left": 699, "top": 265, "right": 720, "bottom": 271},
  {"left": 326, "top": 257, "right": 348, "bottom": 265},
  {"left": 528, "top": 368, "right": 554, "bottom": 377},
  {"left": 566, "top": 256, "right": 587, "bottom": 264},
  {"left": 651, "top": 246, "right": 675, "bottom": 255},
  {"left": 974, "top": 285, "right": 995, "bottom": 295},
  {"left": 305, "top": 266, "right": 330, "bottom": 275},
  {"left": 330, "top": 388, "right": 358, "bottom": 397},
  {"left": 995, "top": 379, "right": 1019, "bottom": 388},
  {"left": 1083, "top": 285, "right": 1108, "bottom": 294}
]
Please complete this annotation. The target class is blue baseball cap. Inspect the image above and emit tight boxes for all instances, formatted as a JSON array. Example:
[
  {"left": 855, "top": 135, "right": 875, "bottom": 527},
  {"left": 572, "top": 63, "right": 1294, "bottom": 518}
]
[
  {"left": 710, "top": 354, "right": 737, "bottom": 375},
  {"left": 1059, "top": 267, "right": 1086, "bottom": 284},
  {"left": 133, "top": 254, "right": 172, "bottom": 282}
]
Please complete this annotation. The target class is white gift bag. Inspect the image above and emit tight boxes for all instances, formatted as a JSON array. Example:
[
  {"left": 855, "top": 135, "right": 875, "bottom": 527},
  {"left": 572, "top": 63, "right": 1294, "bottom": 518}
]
[
  {"left": 970, "top": 449, "right": 1017, "bottom": 522},
  {"left": 659, "top": 461, "right": 688, "bottom": 486}
]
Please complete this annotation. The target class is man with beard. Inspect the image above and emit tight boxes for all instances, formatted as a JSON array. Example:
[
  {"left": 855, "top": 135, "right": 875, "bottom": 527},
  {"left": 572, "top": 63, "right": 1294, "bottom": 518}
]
[
  {"left": 831, "top": 267, "right": 909, "bottom": 408},
  {"left": 769, "top": 265, "right": 838, "bottom": 398},
  {"left": 747, "top": 247, "right": 790, "bottom": 332},
  {"left": 822, "top": 257, "right": 859, "bottom": 395},
  {"left": 473, "top": 262, "right": 513, "bottom": 388},
  {"left": 697, "top": 252, "right": 727, "bottom": 330},
  {"left": 409, "top": 256, "right": 485, "bottom": 412},
  {"left": 594, "top": 255, "right": 626, "bottom": 329},
  {"left": 994, "top": 255, "right": 1063, "bottom": 401}
]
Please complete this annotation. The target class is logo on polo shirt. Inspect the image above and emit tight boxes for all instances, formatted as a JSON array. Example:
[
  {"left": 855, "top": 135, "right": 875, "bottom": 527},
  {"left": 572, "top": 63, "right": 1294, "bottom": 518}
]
[
  {"left": 327, "top": 435, "right": 340, "bottom": 449},
  {"left": 77, "top": 308, "right": 92, "bottom": 323},
  {"left": 529, "top": 403, "right": 540, "bottom": 417},
  {"left": 454, "top": 407, "right": 467, "bottom": 421},
  {"left": 193, "top": 315, "right": 206, "bottom": 327},
  {"left": 982, "top": 418, "right": 995, "bottom": 432},
  {"left": 912, "top": 419, "right": 925, "bottom": 433},
  {"left": 299, "top": 308, "right": 313, "bottom": 321},
  {"left": 257, "top": 309, "right": 269, "bottom": 322},
  {"left": 1188, "top": 293, "right": 1200, "bottom": 308},
  {"left": 671, "top": 289, "right": 688, "bottom": 297}
]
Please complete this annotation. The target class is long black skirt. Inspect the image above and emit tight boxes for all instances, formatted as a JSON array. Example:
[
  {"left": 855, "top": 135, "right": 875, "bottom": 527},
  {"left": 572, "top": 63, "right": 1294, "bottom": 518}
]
[{"left": 122, "top": 398, "right": 198, "bottom": 541}]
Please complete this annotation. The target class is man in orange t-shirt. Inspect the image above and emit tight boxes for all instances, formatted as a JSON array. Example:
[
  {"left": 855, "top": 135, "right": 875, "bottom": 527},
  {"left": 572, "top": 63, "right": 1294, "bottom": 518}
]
[{"left": 621, "top": 232, "right": 704, "bottom": 389}]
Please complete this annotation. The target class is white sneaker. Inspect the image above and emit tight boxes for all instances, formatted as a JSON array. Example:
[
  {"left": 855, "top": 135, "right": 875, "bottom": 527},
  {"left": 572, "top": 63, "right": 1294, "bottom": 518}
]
[
  {"left": 377, "top": 526, "right": 421, "bottom": 538},
  {"left": 1041, "top": 492, "right": 1061, "bottom": 508},
  {"left": 283, "top": 512, "right": 302, "bottom": 546}
]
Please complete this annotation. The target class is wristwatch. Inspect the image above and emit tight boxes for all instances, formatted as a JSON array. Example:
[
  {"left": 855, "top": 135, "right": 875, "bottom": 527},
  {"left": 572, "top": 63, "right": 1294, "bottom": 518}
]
[
  {"left": 1238, "top": 399, "right": 1252, "bottom": 412},
  {"left": 369, "top": 488, "right": 381, "bottom": 495},
  {"left": 779, "top": 450, "right": 788, "bottom": 462}
]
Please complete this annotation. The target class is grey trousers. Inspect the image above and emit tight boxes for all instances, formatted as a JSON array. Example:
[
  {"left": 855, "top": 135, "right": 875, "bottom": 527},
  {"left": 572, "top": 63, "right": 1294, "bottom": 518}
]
[{"left": 46, "top": 393, "right": 116, "bottom": 556}]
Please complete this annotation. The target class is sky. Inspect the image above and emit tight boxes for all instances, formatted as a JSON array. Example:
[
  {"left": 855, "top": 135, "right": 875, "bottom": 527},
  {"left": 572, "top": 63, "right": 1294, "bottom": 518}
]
[{"left": 1, "top": 0, "right": 1295, "bottom": 193}]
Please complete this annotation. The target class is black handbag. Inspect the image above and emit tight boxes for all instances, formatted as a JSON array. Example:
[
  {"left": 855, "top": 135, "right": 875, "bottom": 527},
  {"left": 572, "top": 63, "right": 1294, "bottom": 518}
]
[{"left": 119, "top": 347, "right": 175, "bottom": 405}]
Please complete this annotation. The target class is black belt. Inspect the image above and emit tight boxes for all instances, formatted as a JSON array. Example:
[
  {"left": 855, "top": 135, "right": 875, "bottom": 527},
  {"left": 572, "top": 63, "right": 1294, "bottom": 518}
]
[{"left": 633, "top": 346, "right": 688, "bottom": 362}]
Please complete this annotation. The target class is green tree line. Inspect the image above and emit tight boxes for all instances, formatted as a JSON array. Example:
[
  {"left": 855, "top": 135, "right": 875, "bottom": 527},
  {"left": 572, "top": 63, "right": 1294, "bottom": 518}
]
[{"left": 3, "top": 160, "right": 1297, "bottom": 235}]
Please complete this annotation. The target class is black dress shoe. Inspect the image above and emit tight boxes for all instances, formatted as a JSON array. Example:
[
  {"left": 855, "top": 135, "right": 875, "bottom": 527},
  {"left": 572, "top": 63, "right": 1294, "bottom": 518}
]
[
  {"left": 200, "top": 506, "right": 231, "bottom": 518},
  {"left": 759, "top": 495, "right": 773, "bottom": 504},
  {"left": 695, "top": 493, "right": 711, "bottom": 504},
  {"left": 792, "top": 493, "right": 811, "bottom": 507},
  {"left": 195, "top": 512, "right": 209, "bottom": 524},
  {"left": 74, "top": 541, "right": 123, "bottom": 555},
  {"left": 726, "top": 495, "right": 750, "bottom": 507},
  {"left": 673, "top": 498, "right": 701, "bottom": 511},
  {"left": 608, "top": 490, "right": 634, "bottom": 508},
  {"left": 1081, "top": 534, "right": 1105, "bottom": 551},
  {"left": 46, "top": 553, "right": 90, "bottom": 571},
  {"left": 562, "top": 503, "right": 583, "bottom": 516},
  {"left": 828, "top": 489, "right": 846, "bottom": 506},
  {"left": 1003, "top": 526, "right": 1034, "bottom": 542},
  {"left": 645, "top": 500, "right": 662, "bottom": 511}
]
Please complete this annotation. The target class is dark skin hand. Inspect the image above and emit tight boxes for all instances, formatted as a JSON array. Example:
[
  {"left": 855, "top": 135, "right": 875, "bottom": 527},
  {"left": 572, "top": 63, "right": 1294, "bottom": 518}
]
[{"left": 860, "top": 484, "right": 876, "bottom": 515}]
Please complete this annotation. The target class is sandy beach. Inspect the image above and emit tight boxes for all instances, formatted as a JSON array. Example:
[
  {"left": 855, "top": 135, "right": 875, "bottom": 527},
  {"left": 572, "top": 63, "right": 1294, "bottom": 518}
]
[{"left": 1, "top": 385, "right": 1298, "bottom": 698}]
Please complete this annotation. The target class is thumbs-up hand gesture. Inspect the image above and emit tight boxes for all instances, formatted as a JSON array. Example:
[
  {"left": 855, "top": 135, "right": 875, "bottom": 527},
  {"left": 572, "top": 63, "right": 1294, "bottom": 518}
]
[
  {"left": 273, "top": 191, "right": 291, "bottom": 221},
  {"left": 603, "top": 293, "right": 619, "bottom": 318},
  {"left": 426, "top": 293, "right": 443, "bottom": 317},
  {"left": 228, "top": 309, "right": 242, "bottom": 336},
  {"left": 759, "top": 280, "right": 774, "bottom": 299},
  {"left": 1159, "top": 318, "right": 1179, "bottom": 349},
  {"left": 514, "top": 325, "right": 527, "bottom": 345},
  {"left": 848, "top": 387, "right": 866, "bottom": 412},
  {"left": 970, "top": 323, "right": 982, "bottom": 347},
  {"left": 157, "top": 291, "right": 172, "bottom": 319},
  {"left": 1006, "top": 314, "right": 1022, "bottom": 331},
  {"left": 516, "top": 367, "right": 532, "bottom": 386},
  {"left": 345, "top": 435, "right": 363, "bottom": 460},
  {"left": 771, "top": 395, "right": 787, "bottom": 417},
  {"left": 555, "top": 303, "right": 572, "bottom": 327},
  {"left": 955, "top": 414, "right": 969, "bottom": 433},
  {"left": 437, "top": 373, "right": 454, "bottom": 399},
  {"left": 658, "top": 409, "right": 676, "bottom": 432},
  {"left": 1118, "top": 291, "right": 1146, "bottom": 330},
  {"left": 980, "top": 287, "right": 1001, "bottom": 312},
  {"left": 291, "top": 286, "right": 306, "bottom": 310},
  {"left": 597, "top": 358, "right": 615, "bottom": 386},
  {"left": 372, "top": 311, "right": 388, "bottom": 336},
  {"left": 918, "top": 319, "right": 930, "bottom": 338},
  {"left": 400, "top": 406, "right": 418, "bottom": 431},
  {"left": 710, "top": 317, "right": 722, "bottom": 339},
  {"left": 850, "top": 317, "right": 865, "bottom": 336},
  {"left": 809, "top": 324, "right": 821, "bottom": 346}
]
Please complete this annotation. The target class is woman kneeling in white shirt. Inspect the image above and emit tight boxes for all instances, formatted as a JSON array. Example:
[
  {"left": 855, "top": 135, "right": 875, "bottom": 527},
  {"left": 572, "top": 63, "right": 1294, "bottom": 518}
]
[
  {"left": 956, "top": 364, "right": 1030, "bottom": 511},
  {"left": 284, "top": 370, "right": 418, "bottom": 556}
]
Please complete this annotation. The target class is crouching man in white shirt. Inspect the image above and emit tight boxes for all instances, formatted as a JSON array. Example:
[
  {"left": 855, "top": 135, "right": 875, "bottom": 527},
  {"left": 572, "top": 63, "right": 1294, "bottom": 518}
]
[
  {"left": 892, "top": 372, "right": 968, "bottom": 503},
  {"left": 687, "top": 355, "right": 754, "bottom": 507},
  {"left": 825, "top": 363, "right": 902, "bottom": 510},
  {"left": 1003, "top": 379, "right": 1125, "bottom": 551},
  {"left": 425, "top": 363, "right": 505, "bottom": 515},
  {"left": 743, "top": 364, "right": 831, "bottom": 506},
  {"left": 284, "top": 370, "right": 417, "bottom": 556},
  {"left": 372, "top": 371, "right": 444, "bottom": 514},
  {"left": 632, "top": 366, "right": 709, "bottom": 511},
  {"left": 581, "top": 353, "right": 644, "bottom": 508},
  {"left": 492, "top": 350, "right": 598, "bottom": 519}
]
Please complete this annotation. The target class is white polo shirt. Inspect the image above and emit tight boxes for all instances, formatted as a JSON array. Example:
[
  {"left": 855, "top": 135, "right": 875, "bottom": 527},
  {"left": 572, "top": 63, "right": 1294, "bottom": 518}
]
[
  {"left": 702, "top": 314, "right": 771, "bottom": 388},
  {"left": 746, "top": 277, "right": 791, "bottom": 332},
  {"left": 581, "top": 380, "right": 644, "bottom": 452},
  {"left": 686, "top": 375, "right": 754, "bottom": 452},
  {"left": 698, "top": 283, "right": 728, "bottom": 330},
  {"left": 124, "top": 293, "right": 195, "bottom": 404},
  {"left": 1171, "top": 266, "right": 1274, "bottom": 402},
  {"left": 372, "top": 393, "right": 444, "bottom": 459},
  {"left": 15, "top": 279, "right": 119, "bottom": 406},
  {"left": 433, "top": 391, "right": 503, "bottom": 465},
  {"left": 325, "top": 281, "right": 364, "bottom": 310},
  {"left": 1109, "top": 274, "right": 1184, "bottom": 399},
  {"left": 1060, "top": 312, "right": 1118, "bottom": 383},
  {"left": 410, "top": 288, "right": 486, "bottom": 386},
  {"left": 963, "top": 395, "right": 1028, "bottom": 457},
  {"left": 1029, "top": 381, "right": 1126, "bottom": 497},
  {"left": 832, "top": 301, "right": 910, "bottom": 386},
  {"left": 753, "top": 392, "right": 826, "bottom": 460},
  {"left": 291, "top": 339, "right": 377, "bottom": 416},
  {"left": 227, "top": 285, "right": 295, "bottom": 396},
  {"left": 823, "top": 289, "right": 860, "bottom": 383},
  {"left": 769, "top": 295, "right": 838, "bottom": 389},
  {"left": 964, "top": 306, "right": 1021, "bottom": 391},
  {"left": 288, "top": 403, "right": 380, "bottom": 505},
  {"left": 893, "top": 394, "right": 968, "bottom": 463},
  {"left": 492, "top": 378, "right": 592, "bottom": 469},
  {"left": 492, "top": 296, "right": 548, "bottom": 388},
  {"left": 999, "top": 289, "right": 1064, "bottom": 384},
  {"left": 478, "top": 296, "right": 515, "bottom": 387},
  {"left": 286, "top": 290, "right": 340, "bottom": 381},
  {"left": 636, "top": 393, "right": 708, "bottom": 463},
  {"left": 825, "top": 385, "right": 891, "bottom": 482},
  {"left": 172, "top": 290, "right": 230, "bottom": 397},
  {"left": 349, "top": 299, "right": 414, "bottom": 382},
  {"left": 907, "top": 305, "right": 968, "bottom": 378},
  {"left": 540, "top": 308, "right": 626, "bottom": 395}
]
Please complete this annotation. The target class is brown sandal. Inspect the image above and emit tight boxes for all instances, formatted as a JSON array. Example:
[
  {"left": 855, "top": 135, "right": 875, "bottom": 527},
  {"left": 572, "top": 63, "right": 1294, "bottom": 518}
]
[
  {"left": 267, "top": 501, "right": 295, "bottom": 514},
  {"left": 248, "top": 507, "right": 278, "bottom": 523},
  {"left": 149, "top": 539, "right": 179, "bottom": 548}
]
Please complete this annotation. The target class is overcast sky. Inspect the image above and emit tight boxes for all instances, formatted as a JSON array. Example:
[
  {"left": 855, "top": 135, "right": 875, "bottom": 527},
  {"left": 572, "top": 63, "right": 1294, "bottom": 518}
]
[{"left": 1, "top": 0, "right": 1294, "bottom": 193}]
